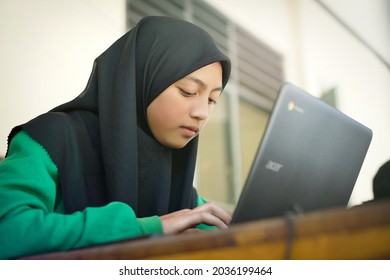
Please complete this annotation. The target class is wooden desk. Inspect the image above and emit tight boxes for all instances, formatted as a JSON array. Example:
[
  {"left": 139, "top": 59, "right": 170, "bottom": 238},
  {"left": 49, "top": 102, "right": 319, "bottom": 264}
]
[{"left": 22, "top": 200, "right": 390, "bottom": 260}]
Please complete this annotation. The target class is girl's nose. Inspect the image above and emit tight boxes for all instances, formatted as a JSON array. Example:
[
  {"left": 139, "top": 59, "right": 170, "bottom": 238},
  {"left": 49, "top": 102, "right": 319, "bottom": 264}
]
[{"left": 190, "top": 97, "right": 210, "bottom": 120}]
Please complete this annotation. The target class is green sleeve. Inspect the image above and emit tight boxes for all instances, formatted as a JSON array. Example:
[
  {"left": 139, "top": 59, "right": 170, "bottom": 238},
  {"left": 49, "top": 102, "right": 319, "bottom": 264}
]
[
  {"left": 0, "top": 131, "right": 162, "bottom": 259},
  {"left": 196, "top": 193, "right": 208, "bottom": 206}
]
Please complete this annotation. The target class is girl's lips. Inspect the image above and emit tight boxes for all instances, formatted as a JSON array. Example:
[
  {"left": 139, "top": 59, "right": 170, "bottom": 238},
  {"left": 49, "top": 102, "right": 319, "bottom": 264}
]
[{"left": 180, "top": 126, "right": 199, "bottom": 137}]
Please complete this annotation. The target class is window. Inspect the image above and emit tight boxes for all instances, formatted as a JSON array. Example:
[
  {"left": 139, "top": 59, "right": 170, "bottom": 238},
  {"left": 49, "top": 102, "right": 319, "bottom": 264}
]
[{"left": 127, "top": 0, "right": 284, "bottom": 207}]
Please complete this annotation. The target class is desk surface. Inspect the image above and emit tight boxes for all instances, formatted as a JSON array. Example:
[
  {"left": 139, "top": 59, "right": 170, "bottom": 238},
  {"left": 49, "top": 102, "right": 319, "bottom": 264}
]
[{"left": 22, "top": 200, "right": 390, "bottom": 260}]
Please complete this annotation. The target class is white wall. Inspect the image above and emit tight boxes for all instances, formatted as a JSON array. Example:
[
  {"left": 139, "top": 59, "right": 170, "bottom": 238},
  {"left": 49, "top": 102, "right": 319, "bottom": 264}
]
[
  {"left": 0, "top": 0, "right": 126, "bottom": 154},
  {"left": 322, "top": 0, "right": 390, "bottom": 65},
  {"left": 205, "top": 0, "right": 390, "bottom": 205}
]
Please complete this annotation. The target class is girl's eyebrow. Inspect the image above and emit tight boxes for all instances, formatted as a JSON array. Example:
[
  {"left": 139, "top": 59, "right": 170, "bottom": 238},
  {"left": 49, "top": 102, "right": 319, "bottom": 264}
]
[{"left": 184, "top": 76, "right": 223, "bottom": 93}]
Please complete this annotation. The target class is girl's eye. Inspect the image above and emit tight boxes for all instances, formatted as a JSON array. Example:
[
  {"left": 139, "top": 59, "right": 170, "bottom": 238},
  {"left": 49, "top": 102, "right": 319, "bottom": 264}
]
[
  {"left": 179, "top": 88, "right": 217, "bottom": 105},
  {"left": 179, "top": 88, "right": 196, "bottom": 97},
  {"left": 208, "top": 98, "right": 217, "bottom": 105}
]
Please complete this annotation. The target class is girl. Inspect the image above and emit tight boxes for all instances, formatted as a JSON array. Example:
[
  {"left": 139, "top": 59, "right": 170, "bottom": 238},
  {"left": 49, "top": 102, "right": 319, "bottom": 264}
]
[{"left": 0, "top": 16, "right": 231, "bottom": 259}]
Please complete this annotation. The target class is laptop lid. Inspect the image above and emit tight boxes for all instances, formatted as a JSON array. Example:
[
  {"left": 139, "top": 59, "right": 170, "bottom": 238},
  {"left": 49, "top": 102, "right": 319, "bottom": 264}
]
[{"left": 231, "top": 82, "right": 372, "bottom": 224}]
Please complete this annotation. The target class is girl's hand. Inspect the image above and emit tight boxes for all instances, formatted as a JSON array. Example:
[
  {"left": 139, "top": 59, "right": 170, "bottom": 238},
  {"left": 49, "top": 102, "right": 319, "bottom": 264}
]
[{"left": 160, "top": 201, "right": 231, "bottom": 234}]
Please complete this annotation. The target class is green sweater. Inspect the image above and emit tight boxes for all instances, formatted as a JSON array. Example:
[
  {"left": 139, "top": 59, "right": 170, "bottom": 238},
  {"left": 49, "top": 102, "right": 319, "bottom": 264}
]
[{"left": 0, "top": 131, "right": 210, "bottom": 259}]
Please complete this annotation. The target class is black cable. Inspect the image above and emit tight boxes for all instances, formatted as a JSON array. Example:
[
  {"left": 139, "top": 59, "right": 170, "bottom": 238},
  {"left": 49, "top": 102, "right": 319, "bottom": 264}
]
[{"left": 284, "top": 204, "right": 304, "bottom": 260}]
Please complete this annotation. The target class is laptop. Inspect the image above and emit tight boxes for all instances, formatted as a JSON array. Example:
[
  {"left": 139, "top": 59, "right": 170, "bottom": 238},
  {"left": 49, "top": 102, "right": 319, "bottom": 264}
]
[{"left": 231, "top": 82, "right": 372, "bottom": 224}]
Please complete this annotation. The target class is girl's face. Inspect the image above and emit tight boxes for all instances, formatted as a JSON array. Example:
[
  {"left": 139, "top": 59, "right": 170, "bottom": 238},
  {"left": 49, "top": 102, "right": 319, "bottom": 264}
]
[{"left": 147, "top": 62, "right": 223, "bottom": 149}]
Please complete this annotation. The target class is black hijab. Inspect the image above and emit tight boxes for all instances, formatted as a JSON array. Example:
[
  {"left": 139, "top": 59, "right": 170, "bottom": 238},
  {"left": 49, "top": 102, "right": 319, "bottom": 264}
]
[{"left": 8, "top": 16, "right": 231, "bottom": 216}]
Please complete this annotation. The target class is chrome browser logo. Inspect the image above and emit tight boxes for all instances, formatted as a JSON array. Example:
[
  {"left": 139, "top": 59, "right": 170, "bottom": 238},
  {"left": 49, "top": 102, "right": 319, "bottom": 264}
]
[
  {"left": 288, "top": 100, "right": 296, "bottom": 111},
  {"left": 288, "top": 100, "right": 304, "bottom": 113}
]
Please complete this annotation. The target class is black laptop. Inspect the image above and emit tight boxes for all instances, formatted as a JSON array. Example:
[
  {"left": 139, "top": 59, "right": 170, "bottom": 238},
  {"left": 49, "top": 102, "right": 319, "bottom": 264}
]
[{"left": 231, "top": 82, "right": 372, "bottom": 224}]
